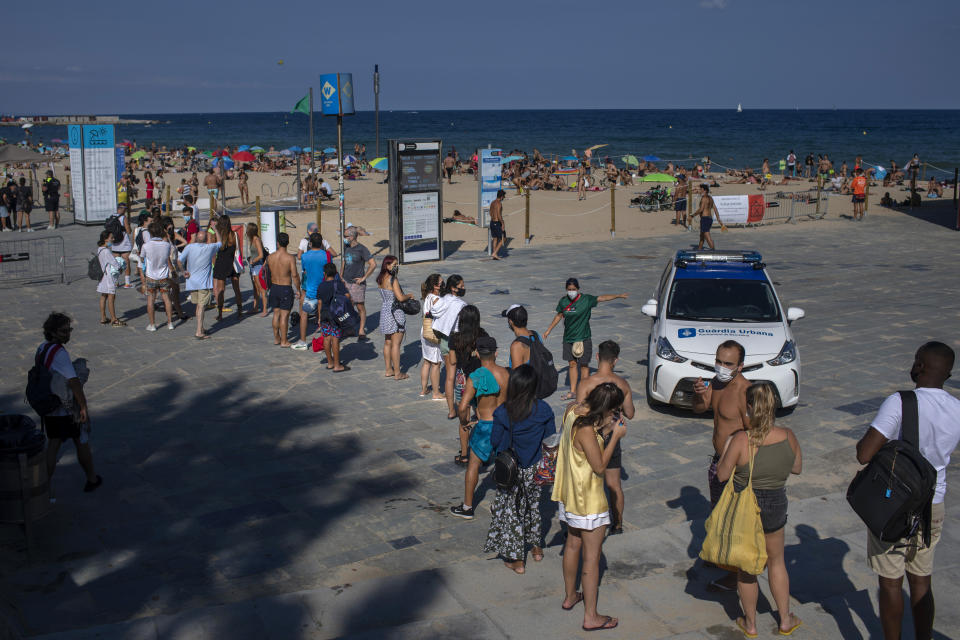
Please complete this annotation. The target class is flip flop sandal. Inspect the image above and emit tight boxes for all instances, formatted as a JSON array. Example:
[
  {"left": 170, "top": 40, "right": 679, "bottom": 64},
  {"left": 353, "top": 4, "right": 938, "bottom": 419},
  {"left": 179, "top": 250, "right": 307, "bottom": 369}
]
[
  {"left": 778, "top": 618, "right": 803, "bottom": 636},
  {"left": 111, "top": 320, "right": 128, "bottom": 327},
  {"left": 736, "top": 618, "right": 758, "bottom": 639},
  {"left": 100, "top": 319, "right": 111, "bottom": 325},
  {"left": 582, "top": 616, "right": 618, "bottom": 632},
  {"left": 561, "top": 592, "right": 583, "bottom": 610}
]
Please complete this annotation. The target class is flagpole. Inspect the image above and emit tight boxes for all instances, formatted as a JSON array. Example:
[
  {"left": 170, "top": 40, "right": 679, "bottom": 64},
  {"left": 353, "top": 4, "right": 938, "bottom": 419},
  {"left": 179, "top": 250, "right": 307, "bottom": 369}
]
[
  {"left": 374, "top": 65, "right": 380, "bottom": 159},
  {"left": 309, "top": 87, "right": 315, "bottom": 177}
]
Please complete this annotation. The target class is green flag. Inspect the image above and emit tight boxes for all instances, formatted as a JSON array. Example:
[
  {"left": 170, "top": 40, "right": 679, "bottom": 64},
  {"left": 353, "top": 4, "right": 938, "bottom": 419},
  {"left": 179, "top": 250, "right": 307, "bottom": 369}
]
[{"left": 291, "top": 94, "right": 310, "bottom": 115}]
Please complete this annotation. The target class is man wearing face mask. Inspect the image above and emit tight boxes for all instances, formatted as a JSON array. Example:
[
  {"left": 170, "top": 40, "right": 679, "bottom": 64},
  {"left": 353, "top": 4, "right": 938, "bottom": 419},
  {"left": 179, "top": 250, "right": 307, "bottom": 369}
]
[
  {"left": 544, "top": 278, "right": 628, "bottom": 400},
  {"left": 692, "top": 340, "right": 750, "bottom": 506}
]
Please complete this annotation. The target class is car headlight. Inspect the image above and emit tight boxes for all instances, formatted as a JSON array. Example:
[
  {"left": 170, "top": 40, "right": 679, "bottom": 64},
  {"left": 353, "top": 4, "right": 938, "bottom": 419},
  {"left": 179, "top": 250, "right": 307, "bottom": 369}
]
[
  {"left": 656, "top": 337, "right": 687, "bottom": 363},
  {"left": 767, "top": 340, "right": 796, "bottom": 366}
]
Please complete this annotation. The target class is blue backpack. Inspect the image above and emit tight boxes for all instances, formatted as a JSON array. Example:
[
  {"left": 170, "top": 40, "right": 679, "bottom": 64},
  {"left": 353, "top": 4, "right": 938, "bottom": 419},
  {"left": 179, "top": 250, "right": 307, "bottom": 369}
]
[{"left": 328, "top": 277, "right": 360, "bottom": 333}]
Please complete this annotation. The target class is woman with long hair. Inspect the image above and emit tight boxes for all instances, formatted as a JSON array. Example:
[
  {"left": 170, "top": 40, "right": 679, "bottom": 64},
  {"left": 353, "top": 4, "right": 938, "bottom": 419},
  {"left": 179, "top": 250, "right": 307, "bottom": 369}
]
[
  {"left": 212, "top": 214, "right": 243, "bottom": 320},
  {"left": 377, "top": 255, "right": 413, "bottom": 380},
  {"left": 237, "top": 166, "right": 249, "bottom": 205},
  {"left": 482, "top": 365, "right": 556, "bottom": 573},
  {"left": 419, "top": 273, "right": 445, "bottom": 399},
  {"left": 449, "top": 305, "right": 486, "bottom": 463},
  {"left": 716, "top": 383, "right": 803, "bottom": 637},
  {"left": 553, "top": 382, "right": 626, "bottom": 632},
  {"left": 430, "top": 275, "right": 468, "bottom": 418},
  {"left": 245, "top": 222, "right": 268, "bottom": 316},
  {"left": 95, "top": 230, "right": 125, "bottom": 326},
  {"left": 144, "top": 170, "right": 154, "bottom": 202}
]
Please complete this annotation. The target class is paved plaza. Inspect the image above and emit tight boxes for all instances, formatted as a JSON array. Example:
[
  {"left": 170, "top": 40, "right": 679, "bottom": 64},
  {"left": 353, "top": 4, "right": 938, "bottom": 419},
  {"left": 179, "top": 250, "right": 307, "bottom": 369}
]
[{"left": 0, "top": 206, "right": 958, "bottom": 639}]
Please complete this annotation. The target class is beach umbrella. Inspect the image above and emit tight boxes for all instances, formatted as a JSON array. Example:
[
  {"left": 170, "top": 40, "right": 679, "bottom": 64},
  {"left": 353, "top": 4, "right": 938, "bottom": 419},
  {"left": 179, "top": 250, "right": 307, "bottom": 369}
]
[
  {"left": 201, "top": 150, "right": 213, "bottom": 157},
  {"left": 303, "top": 147, "right": 312, "bottom": 152},
  {"left": 130, "top": 150, "right": 147, "bottom": 159},
  {"left": 642, "top": 154, "right": 660, "bottom": 162},
  {"left": 369, "top": 157, "right": 388, "bottom": 170},
  {"left": 212, "top": 157, "right": 235, "bottom": 169},
  {"left": 587, "top": 144, "right": 608, "bottom": 152},
  {"left": 642, "top": 173, "right": 675, "bottom": 182},
  {"left": 280, "top": 149, "right": 294, "bottom": 156},
  {"left": 187, "top": 146, "right": 197, "bottom": 152},
  {"left": 232, "top": 151, "right": 255, "bottom": 162},
  {"left": 287, "top": 145, "right": 302, "bottom": 153},
  {"left": 621, "top": 155, "right": 639, "bottom": 167},
  {"left": 560, "top": 155, "right": 578, "bottom": 162},
  {"left": 500, "top": 155, "right": 524, "bottom": 165},
  {"left": 237, "top": 145, "right": 250, "bottom": 152},
  {"left": 250, "top": 146, "right": 265, "bottom": 153},
  {"left": 323, "top": 147, "right": 336, "bottom": 153},
  {"left": 212, "top": 149, "right": 231, "bottom": 157}
]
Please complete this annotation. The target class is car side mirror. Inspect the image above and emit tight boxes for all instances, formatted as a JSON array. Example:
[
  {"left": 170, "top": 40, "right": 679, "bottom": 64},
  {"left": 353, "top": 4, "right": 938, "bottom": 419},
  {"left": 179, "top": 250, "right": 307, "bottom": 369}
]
[
  {"left": 786, "top": 307, "right": 805, "bottom": 323},
  {"left": 641, "top": 302, "right": 658, "bottom": 317}
]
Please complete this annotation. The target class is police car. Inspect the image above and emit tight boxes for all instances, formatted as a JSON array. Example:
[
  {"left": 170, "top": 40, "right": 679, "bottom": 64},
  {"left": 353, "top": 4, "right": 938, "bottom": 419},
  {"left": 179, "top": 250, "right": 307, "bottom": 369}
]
[{"left": 642, "top": 250, "right": 804, "bottom": 408}]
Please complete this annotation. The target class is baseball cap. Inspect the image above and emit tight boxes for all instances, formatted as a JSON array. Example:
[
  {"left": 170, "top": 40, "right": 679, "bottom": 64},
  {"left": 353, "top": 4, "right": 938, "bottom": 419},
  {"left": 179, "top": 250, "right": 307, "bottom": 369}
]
[
  {"left": 500, "top": 303, "right": 522, "bottom": 317},
  {"left": 476, "top": 336, "right": 497, "bottom": 355}
]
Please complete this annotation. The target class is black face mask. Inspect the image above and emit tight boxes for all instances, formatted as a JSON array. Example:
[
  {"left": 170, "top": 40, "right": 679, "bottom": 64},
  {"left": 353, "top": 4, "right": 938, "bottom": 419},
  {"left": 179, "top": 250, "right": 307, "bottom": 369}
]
[{"left": 457, "top": 287, "right": 466, "bottom": 296}]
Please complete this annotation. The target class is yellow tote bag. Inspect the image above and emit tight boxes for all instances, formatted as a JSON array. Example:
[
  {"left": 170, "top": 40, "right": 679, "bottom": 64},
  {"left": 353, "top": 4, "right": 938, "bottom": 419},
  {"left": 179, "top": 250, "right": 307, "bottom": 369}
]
[{"left": 699, "top": 449, "right": 767, "bottom": 575}]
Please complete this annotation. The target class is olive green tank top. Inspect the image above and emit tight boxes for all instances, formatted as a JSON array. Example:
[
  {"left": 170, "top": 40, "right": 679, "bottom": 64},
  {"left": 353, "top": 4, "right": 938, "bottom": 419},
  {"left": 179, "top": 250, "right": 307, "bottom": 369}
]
[{"left": 733, "top": 439, "right": 795, "bottom": 490}]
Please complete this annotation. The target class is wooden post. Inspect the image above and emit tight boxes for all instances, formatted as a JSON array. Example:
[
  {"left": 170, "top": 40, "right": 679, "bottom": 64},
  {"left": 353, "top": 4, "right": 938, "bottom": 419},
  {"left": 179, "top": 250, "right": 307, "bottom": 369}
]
[
  {"left": 922, "top": 162, "right": 926, "bottom": 183},
  {"left": 953, "top": 168, "right": 958, "bottom": 205},
  {"left": 610, "top": 182, "right": 616, "bottom": 237},
  {"left": 815, "top": 179, "right": 822, "bottom": 217},
  {"left": 66, "top": 173, "right": 71, "bottom": 209},
  {"left": 166, "top": 184, "right": 171, "bottom": 215},
  {"left": 316, "top": 193, "right": 322, "bottom": 229},
  {"left": 256, "top": 195, "right": 261, "bottom": 222},
  {"left": 524, "top": 189, "right": 530, "bottom": 244},
  {"left": 864, "top": 179, "right": 870, "bottom": 215}
]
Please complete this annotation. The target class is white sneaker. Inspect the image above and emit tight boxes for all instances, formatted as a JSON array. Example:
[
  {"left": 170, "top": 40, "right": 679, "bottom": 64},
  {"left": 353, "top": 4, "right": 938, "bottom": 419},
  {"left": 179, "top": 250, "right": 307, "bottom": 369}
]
[
  {"left": 167, "top": 323, "right": 174, "bottom": 331},
  {"left": 291, "top": 340, "right": 308, "bottom": 350},
  {"left": 146, "top": 324, "right": 157, "bottom": 332},
  {"left": 26, "top": 228, "right": 33, "bottom": 232}
]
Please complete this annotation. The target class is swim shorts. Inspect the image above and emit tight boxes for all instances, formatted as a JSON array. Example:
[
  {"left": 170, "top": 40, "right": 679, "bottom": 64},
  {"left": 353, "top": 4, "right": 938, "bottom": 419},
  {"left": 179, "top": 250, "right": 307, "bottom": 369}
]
[
  {"left": 602, "top": 431, "right": 622, "bottom": 469},
  {"left": 145, "top": 278, "right": 169, "bottom": 293},
  {"left": 708, "top": 455, "right": 725, "bottom": 506},
  {"left": 468, "top": 419, "right": 494, "bottom": 462},
  {"left": 320, "top": 321, "right": 341, "bottom": 339},
  {"left": 268, "top": 285, "right": 294, "bottom": 311},
  {"left": 700, "top": 216, "right": 714, "bottom": 233},
  {"left": 852, "top": 195, "right": 865, "bottom": 203},
  {"left": 489, "top": 220, "right": 504, "bottom": 239},
  {"left": 445, "top": 167, "right": 454, "bottom": 179},
  {"left": 301, "top": 297, "right": 318, "bottom": 314},
  {"left": 675, "top": 199, "right": 687, "bottom": 212},
  {"left": 345, "top": 281, "right": 366, "bottom": 304},
  {"left": 562, "top": 338, "right": 592, "bottom": 366}
]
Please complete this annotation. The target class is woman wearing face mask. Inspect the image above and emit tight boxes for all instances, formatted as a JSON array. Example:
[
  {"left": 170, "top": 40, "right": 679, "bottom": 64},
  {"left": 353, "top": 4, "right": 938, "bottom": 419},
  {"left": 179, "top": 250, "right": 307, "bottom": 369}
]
[
  {"left": 715, "top": 383, "right": 803, "bottom": 638},
  {"left": 419, "top": 274, "right": 445, "bottom": 399},
  {"left": 96, "top": 231, "right": 125, "bottom": 326},
  {"left": 377, "top": 255, "right": 413, "bottom": 380},
  {"left": 429, "top": 275, "right": 468, "bottom": 418},
  {"left": 544, "top": 278, "right": 628, "bottom": 400}
]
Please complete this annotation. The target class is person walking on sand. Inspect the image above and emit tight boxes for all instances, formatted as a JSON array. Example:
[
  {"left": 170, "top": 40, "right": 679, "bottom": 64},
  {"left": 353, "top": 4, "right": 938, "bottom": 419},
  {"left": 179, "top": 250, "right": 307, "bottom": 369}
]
[
  {"left": 483, "top": 364, "right": 557, "bottom": 574},
  {"left": 377, "top": 255, "right": 413, "bottom": 380},
  {"left": 443, "top": 152, "right": 456, "bottom": 185},
  {"left": 692, "top": 184, "right": 725, "bottom": 250},
  {"left": 420, "top": 274, "right": 446, "bottom": 399},
  {"left": 851, "top": 168, "right": 867, "bottom": 221},
  {"left": 673, "top": 174, "right": 689, "bottom": 228},
  {"left": 266, "top": 233, "right": 299, "bottom": 346},
  {"left": 553, "top": 383, "right": 626, "bottom": 632},
  {"left": 543, "top": 278, "right": 628, "bottom": 400},
  {"left": 489, "top": 189, "right": 506, "bottom": 260},
  {"left": 715, "top": 383, "right": 804, "bottom": 638},
  {"left": 576, "top": 340, "right": 634, "bottom": 535},
  {"left": 577, "top": 163, "right": 587, "bottom": 201}
]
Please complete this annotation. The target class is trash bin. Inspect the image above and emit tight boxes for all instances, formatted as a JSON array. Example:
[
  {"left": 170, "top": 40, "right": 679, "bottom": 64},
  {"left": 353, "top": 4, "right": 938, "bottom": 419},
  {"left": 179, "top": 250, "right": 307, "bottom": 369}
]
[{"left": 0, "top": 414, "right": 51, "bottom": 524}]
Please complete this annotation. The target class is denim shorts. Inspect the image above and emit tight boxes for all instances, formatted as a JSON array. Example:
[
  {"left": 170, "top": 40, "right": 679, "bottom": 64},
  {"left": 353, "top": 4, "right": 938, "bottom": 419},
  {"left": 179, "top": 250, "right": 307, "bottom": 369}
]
[{"left": 753, "top": 487, "right": 788, "bottom": 533}]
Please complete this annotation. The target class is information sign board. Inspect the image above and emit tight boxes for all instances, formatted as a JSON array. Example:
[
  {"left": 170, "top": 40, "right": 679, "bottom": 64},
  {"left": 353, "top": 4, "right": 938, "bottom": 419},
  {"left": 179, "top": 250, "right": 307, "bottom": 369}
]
[{"left": 478, "top": 148, "right": 502, "bottom": 227}]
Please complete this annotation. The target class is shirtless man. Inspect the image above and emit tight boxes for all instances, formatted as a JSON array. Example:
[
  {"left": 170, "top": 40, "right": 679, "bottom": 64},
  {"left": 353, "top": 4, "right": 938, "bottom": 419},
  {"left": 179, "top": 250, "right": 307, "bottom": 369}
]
[
  {"left": 443, "top": 153, "right": 456, "bottom": 185},
  {"left": 450, "top": 336, "right": 510, "bottom": 521},
  {"left": 692, "top": 340, "right": 750, "bottom": 505},
  {"left": 692, "top": 184, "right": 725, "bottom": 250},
  {"left": 203, "top": 168, "right": 221, "bottom": 214},
  {"left": 505, "top": 304, "right": 535, "bottom": 368},
  {"left": 576, "top": 340, "right": 635, "bottom": 534},
  {"left": 489, "top": 189, "right": 506, "bottom": 260},
  {"left": 265, "top": 233, "right": 300, "bottom": 347},
  {"left": 605, "top": 160, "right": 618, "bottom": 186}
]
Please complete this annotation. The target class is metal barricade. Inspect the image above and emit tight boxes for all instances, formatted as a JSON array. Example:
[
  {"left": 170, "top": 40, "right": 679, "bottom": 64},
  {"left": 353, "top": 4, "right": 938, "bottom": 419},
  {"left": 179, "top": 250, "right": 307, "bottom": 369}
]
[
  {"left": 689, "top": 191, "right": 830, "bottom": 227},
  {"left": 0, "top": 236, "right": 66, "bottom": 286}
]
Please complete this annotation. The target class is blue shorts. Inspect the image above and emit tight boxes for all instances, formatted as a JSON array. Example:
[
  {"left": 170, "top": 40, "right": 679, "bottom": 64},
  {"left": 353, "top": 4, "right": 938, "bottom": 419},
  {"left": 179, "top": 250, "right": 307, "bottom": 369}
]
[
  {"left": 468, "top": 419, "right": 494, "bottom": 462},
  {"left": 700, "top": 216, "right": 713, "bottom": 233}
]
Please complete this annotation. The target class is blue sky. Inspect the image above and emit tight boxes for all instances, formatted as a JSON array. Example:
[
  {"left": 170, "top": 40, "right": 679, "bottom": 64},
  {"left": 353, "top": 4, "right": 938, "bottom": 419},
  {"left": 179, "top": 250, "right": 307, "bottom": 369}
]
[{"left": 3, "top": 0, "right": 957, "bottom": 114}]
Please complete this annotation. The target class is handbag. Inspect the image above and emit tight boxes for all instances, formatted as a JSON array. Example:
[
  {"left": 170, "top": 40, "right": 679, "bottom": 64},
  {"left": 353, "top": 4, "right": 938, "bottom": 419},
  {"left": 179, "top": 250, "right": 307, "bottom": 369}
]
[
  {"left": 393, "top": 297, "right": 421, "bottom": 316},
  {"left": 533, "top": 432, "right": 560, "bottom": 486},
  {"left": 699, "top": 447, "right": 768, "bottom": 575},
  {"left": 422, "top": 314, "right": 439, "bottom": 343},
  {"left": 493, "top": 417, "right": 520, "bottom": 490}
]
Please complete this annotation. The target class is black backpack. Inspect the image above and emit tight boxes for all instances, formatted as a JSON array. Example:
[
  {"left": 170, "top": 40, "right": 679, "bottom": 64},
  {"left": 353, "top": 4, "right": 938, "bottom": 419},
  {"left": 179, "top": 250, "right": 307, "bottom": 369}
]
[
  {"left": 25, "top": 344, "right": 64, "bottom": 417},
  {"left": 328, "top": 276, "right": 360, "bottom": 333},
  {"left": 493, "top": 416, "right": 520, "bottom": 490},
  {"left": 847, "top": 390, "right": 937, "bottom": 546},
  {"left": 516, "top": 332, "right": 558, "bottom": 399},
  {"left": 104, "top": 215, "right": 125, "bottom": 243},
  {"left": 87, "top": 249, "right": 105, "bottom": 281}
]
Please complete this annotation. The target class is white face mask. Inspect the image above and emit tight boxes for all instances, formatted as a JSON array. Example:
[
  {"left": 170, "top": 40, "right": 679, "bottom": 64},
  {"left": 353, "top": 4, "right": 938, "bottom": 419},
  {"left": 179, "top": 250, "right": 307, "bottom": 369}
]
[
  {"left": 715, "top": 364, "right": 735, "bottom": 383},
  {"left": 567, "top": 290, "right": 579, "bottom": 300}
]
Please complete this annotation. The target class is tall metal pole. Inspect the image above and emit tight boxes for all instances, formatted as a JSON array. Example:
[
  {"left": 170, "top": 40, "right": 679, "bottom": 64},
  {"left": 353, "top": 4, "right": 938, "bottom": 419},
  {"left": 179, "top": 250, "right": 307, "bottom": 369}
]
[
  {"left": 309, "top": 88, "right": 315, "bottom": 177},
  {"left": 337, "top": 114, "right": 345, "bottom": 266},
  {"left": 374, "top": 65, "right": 381, "bottom": 159}
]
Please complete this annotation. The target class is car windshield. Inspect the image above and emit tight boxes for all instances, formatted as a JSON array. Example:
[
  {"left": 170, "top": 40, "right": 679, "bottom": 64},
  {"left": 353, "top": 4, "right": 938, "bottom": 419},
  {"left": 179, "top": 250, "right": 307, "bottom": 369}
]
[{"left": 666, "top": 278, "right": 781, "bottom": 322}]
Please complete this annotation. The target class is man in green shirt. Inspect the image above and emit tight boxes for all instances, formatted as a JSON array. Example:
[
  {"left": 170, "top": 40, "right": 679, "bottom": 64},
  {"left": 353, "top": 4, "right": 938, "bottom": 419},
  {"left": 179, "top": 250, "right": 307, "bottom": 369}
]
[{"left": 544, "top": 277, "right": 628, "bottom": 399}]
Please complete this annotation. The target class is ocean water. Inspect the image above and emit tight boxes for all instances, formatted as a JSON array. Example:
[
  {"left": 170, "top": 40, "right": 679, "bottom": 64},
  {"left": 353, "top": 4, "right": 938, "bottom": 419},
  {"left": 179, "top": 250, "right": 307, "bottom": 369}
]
[{"left": 47, "top": 110, "right": 960, "bottom": 175}]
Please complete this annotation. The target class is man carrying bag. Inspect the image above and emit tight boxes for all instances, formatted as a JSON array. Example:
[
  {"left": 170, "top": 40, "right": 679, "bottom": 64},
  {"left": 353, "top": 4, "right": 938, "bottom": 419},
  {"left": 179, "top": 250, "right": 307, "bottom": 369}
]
[{"left": 854, "top": 342, "right": 960, "bottom": 640}]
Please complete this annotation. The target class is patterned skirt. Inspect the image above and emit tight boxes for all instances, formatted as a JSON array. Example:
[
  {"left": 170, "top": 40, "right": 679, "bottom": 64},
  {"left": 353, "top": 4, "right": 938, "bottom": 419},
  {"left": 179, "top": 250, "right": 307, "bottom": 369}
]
[{"left": 483, "top": 466, "right": 542, "bottom": 562}]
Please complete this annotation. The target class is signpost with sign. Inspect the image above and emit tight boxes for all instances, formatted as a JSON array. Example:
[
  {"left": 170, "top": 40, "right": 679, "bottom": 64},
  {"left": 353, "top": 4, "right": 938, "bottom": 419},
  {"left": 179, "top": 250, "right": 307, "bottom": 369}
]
[
  {"left": 319, "top": 72, "right": 355, "bottom": 263},
  {"left": 388, "top": 139, "right": 443, "bottom": 263},
  {"left": 67, "top": 124, "right": 118, "bottom": 224}
]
